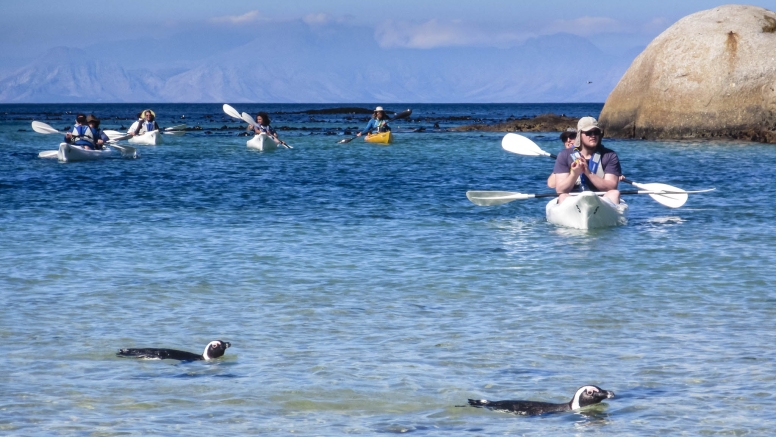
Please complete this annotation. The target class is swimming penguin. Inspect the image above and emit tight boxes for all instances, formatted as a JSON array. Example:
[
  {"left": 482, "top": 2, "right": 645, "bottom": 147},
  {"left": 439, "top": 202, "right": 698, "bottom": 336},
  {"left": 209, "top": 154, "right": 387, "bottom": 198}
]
[
  {"left": 467, "top": 385, "right": 614, "bottom": 416},
  {"left": 117, "top": 340, "right": 231, "bottom": 361}
]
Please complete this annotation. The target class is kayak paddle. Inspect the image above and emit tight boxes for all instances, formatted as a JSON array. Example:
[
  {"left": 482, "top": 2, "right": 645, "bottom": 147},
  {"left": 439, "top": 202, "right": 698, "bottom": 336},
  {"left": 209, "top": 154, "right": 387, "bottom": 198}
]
[
  {"left": 500, "top": 133, "right": 712, "bottom": 208},
  {"left": 467, "top": 188, "right": 715, "bottom": 207}
]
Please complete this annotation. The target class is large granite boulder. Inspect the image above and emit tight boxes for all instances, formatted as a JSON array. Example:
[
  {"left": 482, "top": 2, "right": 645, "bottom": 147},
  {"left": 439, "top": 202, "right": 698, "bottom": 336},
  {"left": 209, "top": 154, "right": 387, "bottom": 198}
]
[{"left": 599, "top": 5, "right": 776, "bottom": 143}]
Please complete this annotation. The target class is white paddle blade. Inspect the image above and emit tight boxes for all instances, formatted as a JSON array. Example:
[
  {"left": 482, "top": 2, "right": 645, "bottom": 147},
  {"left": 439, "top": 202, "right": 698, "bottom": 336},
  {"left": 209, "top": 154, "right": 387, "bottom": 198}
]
[
  {"left": 466, "top": 190, "right": 531, "bottom": 206},
  {"left": 163, "top": 130, "right": 186, "bottom": 136},
  {"left": 629, "top": 181, "right": 689, "bottom": 208},
  {"left": 165, "top": 124, "right": 186, "bottom": 131},
  {"left": 107, "top": 133, "right": 133, "bottom": 142},
  {"left": 31, "top": 121, "right": 61, "bottom": 135},
  {"left": 38, "top": 150, "right": 59, "bottom": 158},
  {"left": 109, "top": 143, "right": 137, "bottom": 157},
  {"left": 241, "top": 112, "right": 258, "bottom": 127},
  {"left": 223, "top": 104, "right": 242, "bottom": 120},
  {"left": 501, "top": 133, "right": 553, "bottom": 157},
  {"left": 103, "top": 130, "right": 126, "bottom": 140}
]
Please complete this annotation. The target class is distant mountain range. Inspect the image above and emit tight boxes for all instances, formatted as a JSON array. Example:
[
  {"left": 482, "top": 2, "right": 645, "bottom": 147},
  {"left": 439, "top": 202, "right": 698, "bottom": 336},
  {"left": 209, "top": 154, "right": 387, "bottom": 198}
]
[{"left": 0, "top": 22, "right": 641, "bottom": 103}]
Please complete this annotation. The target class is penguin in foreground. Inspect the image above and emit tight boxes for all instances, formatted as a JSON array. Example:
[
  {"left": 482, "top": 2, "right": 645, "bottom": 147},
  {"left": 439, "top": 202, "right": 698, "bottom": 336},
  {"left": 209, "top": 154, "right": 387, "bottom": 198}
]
[
  {"left": 467, "top": 385, "right": 614, "bottom": 416},
  {"left": 117, "top": 340, "right": 231, "bottom": 361}
]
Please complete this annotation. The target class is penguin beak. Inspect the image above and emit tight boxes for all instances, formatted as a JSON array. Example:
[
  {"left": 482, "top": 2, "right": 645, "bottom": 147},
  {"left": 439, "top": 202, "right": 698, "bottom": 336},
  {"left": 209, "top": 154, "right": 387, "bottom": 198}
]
[
  {"left": 602, "top": 390, "right": 615, "bottom": 399},
  {"left": 223, "top": 342, "right": 231, "bottom": 349}
]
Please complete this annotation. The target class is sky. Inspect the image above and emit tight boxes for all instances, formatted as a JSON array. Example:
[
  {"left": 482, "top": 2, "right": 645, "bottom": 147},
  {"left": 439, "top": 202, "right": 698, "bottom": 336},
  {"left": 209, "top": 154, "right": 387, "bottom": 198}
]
[
  {"left": 0, "top": 1, "right": 772, "bottom": 102},
  {"left": 0, "top": 0, "right": 748, "bottom": 65}
]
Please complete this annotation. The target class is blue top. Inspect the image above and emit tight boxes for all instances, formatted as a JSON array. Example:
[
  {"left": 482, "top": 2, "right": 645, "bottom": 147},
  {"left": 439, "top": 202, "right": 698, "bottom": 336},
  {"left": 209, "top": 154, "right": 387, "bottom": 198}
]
[{"left": 360, "top": 118, "right": 390, "bottom": 135}]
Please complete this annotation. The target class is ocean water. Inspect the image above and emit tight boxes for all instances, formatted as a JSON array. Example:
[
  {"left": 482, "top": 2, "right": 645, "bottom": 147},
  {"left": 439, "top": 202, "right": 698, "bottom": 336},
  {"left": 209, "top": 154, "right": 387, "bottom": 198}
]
[{"left": 1, "top": 103, "right": 774, "bottom": 436}]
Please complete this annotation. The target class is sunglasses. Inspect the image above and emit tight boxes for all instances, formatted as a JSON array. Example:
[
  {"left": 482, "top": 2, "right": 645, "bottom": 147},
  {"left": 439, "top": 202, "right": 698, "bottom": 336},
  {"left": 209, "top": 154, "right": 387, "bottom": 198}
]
[{"left": 582, "top": 129, "right": 601, "bottom": 136}]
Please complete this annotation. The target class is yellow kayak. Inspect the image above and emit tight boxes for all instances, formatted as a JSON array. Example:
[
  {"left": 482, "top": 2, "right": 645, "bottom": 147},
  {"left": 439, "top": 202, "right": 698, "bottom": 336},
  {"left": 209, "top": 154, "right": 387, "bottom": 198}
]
[{"left": 364, "top": 132, "right": 392, "bottom": 144}]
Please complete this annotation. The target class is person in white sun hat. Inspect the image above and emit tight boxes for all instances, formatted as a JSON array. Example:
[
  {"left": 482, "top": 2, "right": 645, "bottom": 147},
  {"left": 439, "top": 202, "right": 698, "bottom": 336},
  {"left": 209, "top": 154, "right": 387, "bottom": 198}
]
[
  {"left": 356, "top": 106, "right": 391, "bottom": 137},
  {"left": 552, "top": 116, "right": 622, "bottom": 205}
]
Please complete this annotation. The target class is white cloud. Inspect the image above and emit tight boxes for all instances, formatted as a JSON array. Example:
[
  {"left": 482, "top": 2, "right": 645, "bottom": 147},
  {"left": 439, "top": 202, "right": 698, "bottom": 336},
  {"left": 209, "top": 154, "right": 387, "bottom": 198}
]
[
  {"left": 375, "top": 19, "right": 532, "bottom": 49},
  {"left": 544, "top": 16, "right": 624, "bottom": 36},
  {"left": 303, "top": 13, "right": 330, "bottom": 25},
  {"left": 302, "top": 12, "right": 354, "bottom": 26},
  {"left": 211, "top": 10, "right": 262, "bottom": 25}
]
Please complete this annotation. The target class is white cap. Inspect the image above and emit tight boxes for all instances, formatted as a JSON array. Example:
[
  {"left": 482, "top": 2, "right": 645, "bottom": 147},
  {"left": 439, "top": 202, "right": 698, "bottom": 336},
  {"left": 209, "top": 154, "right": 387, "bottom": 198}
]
[{"left": 374, "top": 106, "right": 384, "bottom": 112}]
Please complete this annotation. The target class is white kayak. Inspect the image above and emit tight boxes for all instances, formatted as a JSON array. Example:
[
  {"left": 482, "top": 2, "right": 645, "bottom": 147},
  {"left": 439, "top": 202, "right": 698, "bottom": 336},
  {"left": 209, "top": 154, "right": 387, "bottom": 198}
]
[
  {"left": 247, "top": 133, "right": 279, "bottom": 152},
  {"left": 47, "top": 142, "right": 114, "bottom": 162},
  {"left": 128, "top": 130, "right": 162, "bottom": 146},
  {"left": 545, "top": 191, "right": 628, "bottom": 229}
]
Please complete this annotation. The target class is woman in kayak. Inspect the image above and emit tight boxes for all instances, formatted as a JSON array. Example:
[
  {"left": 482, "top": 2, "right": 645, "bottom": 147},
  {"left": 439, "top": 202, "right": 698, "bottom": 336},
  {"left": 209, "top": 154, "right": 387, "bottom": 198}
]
[
  {"left": 356, "top": 106, "right": 391, "bottom": 138},
  {"left": 131, "top": 109, "right": 161, "bottom": 137},
  {"left": 249, "top": 112, "right": 286, "bottom": 146}
]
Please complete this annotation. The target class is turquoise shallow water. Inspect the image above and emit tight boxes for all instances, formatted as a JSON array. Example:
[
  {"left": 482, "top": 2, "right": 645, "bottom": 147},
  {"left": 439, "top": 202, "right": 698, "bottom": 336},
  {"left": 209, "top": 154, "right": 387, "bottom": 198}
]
[{"left": 1, "top": 104, "right": 775, "bottom": 435}]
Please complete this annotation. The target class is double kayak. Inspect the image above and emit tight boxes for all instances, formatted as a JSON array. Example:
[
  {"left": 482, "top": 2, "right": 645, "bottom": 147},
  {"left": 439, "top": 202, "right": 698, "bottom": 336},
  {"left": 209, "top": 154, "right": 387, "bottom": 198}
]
[
  {"left": 545, "top": 191, "right": 628, "bottom": 230},
  {"left": 365, "top": 132, "right": 392, "bottom": 144},
  {"left": 247, "top": 133, "right": 279, "bottom": 152},
  {"left": 38, "top": 143, "right": 114, "bottom": 162},
  {"left": 128, "top": 130, "right": 162, "bottom": 146}
]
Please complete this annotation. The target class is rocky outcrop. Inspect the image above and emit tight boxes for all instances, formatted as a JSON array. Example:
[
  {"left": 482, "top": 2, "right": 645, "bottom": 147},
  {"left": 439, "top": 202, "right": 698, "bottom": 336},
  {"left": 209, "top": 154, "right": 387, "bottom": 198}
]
[
  {"left": 450, "top": 113, "right": 578, "bottom": 132},
  {"left": 599, "top": 5, "right": 776, "bottom": 143}
]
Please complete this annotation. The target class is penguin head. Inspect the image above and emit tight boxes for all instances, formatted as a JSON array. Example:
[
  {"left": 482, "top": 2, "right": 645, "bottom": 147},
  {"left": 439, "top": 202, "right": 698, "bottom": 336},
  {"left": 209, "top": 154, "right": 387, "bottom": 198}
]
[
  {"left": 202, "top": 340, "right": 231, "bottom": 360},
  {"left": 570, "top": 385, "right": 615, "bottom": 410}
]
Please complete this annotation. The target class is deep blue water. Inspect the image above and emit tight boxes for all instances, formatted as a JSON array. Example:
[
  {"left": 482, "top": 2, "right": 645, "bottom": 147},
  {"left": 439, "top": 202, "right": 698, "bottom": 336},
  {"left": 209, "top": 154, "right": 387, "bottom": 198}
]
[{"left": 1, "top": 103, "right": 774, "bottom": 436}]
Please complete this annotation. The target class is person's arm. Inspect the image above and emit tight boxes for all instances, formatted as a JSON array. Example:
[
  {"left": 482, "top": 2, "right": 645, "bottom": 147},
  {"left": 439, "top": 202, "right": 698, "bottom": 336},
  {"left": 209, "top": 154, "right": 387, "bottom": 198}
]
[
  {"left": 358, "top": 119, "right": 375, "bottom": 136},
  {"left": 547, "top": 173, "right": 556, "bottom": 189},
  {"left": 100, "top": 131, "right": 110, "bottom": 148},
  {"left": 553, "top": 150, "right": 580, "bottom": 193},
  {"left": 585, "top": 151, "right": 621, "bottom": 191},
  {"left": 555, "top": 168, "right": 582, "bottom": 193}
]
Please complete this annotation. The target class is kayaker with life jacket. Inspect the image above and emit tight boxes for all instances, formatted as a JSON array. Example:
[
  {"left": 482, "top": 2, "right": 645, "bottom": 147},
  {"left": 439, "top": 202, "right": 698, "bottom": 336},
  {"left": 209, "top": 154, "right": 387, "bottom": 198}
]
[
  {"left": 86, "top": 115, "right": 110, "bottom": 150},
  {"left": 131, "top": 109, "right": 161, "bottom": 137},
  {"left": 356, "top": 107, "right": 391, "bottom": 137},
  {"left": 64, "top": 114, "right": 99, "bottom": 150},
  {"left": 248, "top": 112, "right": 286, "bottom": 146},
  {"left": 553, "top": 117, "right": 622, "bottom": 205},
  {"left": 547, "top": 130, "right": 577, "bottom": 188}
]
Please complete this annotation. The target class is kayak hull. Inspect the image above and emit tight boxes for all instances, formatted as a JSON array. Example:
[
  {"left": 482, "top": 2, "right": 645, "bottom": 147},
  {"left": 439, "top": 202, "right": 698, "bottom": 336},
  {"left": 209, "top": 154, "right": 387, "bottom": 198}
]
[
  {"left": 545, "top": 191, "right": 628, "bottom": 229},
  {"left": 247, "top": 133, "right": 279, "bottom": 152},
  {"left": 56, "top": 143, "right": 113, "bottom": 162},
  {"left": 365, "top": 132, "right": 392, "bottom": 144},
  {"left": 128, "top": 130, "right": 162, "bottom": 146}
]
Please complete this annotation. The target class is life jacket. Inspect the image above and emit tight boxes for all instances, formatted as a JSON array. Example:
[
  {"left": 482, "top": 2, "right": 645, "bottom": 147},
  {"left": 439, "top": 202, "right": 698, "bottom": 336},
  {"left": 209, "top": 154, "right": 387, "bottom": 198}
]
[
  {"left": 70, "top": 125, "right": 95, "bottom": 147},
  {"left": 138, "top": 121, "right": 157, "bottom": 134},
  {"left": 570, "top": 148, "right": 605, "bottom": 191},
  {"left": 375, "top": 119, "right": 389, "bottom": 133},
  {"left": 257, "top": 124, "right": 274, "bottom": 135}
]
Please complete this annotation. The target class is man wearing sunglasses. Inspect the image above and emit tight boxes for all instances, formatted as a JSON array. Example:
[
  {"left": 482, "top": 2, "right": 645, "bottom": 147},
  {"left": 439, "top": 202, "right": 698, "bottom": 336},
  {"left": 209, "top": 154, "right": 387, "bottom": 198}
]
[{"left": 552, "top": 117, "right": 622, "bottom": 205}]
